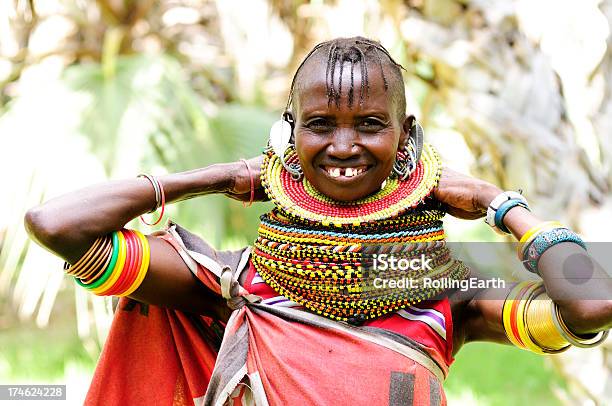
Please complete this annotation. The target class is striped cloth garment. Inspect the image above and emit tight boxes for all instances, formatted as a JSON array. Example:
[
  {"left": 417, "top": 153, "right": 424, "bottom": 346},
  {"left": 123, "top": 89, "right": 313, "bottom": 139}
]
[{"left": 84, "top": 222, "right": 454, "bottom": 406}]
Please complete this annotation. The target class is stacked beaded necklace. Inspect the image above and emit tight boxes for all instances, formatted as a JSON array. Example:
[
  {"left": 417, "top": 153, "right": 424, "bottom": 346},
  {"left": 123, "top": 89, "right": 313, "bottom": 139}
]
[{"left": 252, "top": 143, "right": 469, "bottom": 324}]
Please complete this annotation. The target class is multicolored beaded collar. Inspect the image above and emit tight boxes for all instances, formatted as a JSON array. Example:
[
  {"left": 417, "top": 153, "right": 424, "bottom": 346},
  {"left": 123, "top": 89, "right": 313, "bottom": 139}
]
[
  {"left": 261, "top": 143, "right": 442, "bottom": 226},
  {"left": 253, "top": 143, "right": 469, "bottom": 324}
]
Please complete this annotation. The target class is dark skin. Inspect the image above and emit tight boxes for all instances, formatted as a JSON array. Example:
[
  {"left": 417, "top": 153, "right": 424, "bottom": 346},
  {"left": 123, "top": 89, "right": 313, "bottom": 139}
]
[{"left": 25, "top": 57, "right": 611, "bottom": 357}]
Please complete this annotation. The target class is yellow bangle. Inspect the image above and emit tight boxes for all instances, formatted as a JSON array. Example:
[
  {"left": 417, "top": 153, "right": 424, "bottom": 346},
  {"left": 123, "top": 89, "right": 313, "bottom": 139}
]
[
  {"left": 502, "top": 282, "right": 535, "bottom": 349},
  {"left": 92, "top": 231, "right": 127, "bottom": 295},
  {"left": 120, "top": 231, "right": 151, "bottom": 297},
  {"left": 514, "top": 284, "right": 547, "bottom": 354},
  {"left": 517, "top": 221, "right": 564, "bottom": 259},
  {"left": 503, "top": 284, "right": 521, "bottom": 347},
  {"left": 525, "top": 292, "right": 570, "bottom": 353},
  {"left": 504, "top": 281, "right": 574, "bottom": 354}
]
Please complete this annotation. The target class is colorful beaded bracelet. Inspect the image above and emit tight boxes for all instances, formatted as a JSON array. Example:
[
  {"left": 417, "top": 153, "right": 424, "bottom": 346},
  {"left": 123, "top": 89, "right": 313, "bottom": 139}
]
[{"left": 522, "top": 227, "right": 586, "bottom": 274}]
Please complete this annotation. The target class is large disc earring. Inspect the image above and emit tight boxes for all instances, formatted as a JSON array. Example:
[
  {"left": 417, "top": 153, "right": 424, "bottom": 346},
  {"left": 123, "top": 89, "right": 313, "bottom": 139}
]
[
  {"left": 391, "top": 117, "right": 425, "bottom": 180},
  {"left": 267, "top": 112, "right": 303, "bottom": 181}
]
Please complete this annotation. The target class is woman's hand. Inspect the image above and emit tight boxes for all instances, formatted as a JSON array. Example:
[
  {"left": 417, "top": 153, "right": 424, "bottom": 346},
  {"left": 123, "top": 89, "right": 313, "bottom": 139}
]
[
  {"left": 224, "top": 155, "right": 269, "bottom": 202},
  {"left": 433, "top": 167, "right": 502, "bottom": 220}
]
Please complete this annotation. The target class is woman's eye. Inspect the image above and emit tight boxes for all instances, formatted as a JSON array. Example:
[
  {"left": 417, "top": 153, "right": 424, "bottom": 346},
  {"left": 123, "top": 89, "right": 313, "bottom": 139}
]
[
  {"left": 359, "top": 119, "right": 385, "bottom": 131},
  {"left": 306, "top": 119, "right": 333, "bottom": 131}
]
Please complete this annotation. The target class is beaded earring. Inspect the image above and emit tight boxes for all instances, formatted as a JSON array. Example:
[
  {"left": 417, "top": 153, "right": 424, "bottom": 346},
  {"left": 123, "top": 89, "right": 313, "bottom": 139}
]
[
  {"left": 283, "top": 145, "right": 303, "bottom": 181},
  {"left": 392, "top": 138, "right": 417, "bottom": 180},
  {"left": 267, "top": 112, "right": 303, "bottom": 181},
  {"left": 391, "top": 117, "right": 424, "bottom": 180}
]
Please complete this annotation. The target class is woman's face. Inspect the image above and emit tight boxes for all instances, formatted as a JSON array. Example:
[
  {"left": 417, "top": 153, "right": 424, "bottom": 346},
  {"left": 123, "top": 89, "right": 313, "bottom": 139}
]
[{"left": 291, "top": 60, "right": 410, "bottom": 202}]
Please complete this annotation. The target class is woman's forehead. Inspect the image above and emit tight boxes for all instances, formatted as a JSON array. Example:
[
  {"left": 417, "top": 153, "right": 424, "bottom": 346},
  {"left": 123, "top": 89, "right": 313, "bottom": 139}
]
[{"left": 294, "top": 59, "right": 393, "bottom": 116}]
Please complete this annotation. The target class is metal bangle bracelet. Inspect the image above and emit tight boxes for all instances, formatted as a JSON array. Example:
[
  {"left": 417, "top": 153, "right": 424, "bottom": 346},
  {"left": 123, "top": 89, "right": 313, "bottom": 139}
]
[
  {"left": 551, "top": 301, "right": 609, "bottom": 348},
  {"left": 138, "top": 173, "right": 161, "bottom": 212}
]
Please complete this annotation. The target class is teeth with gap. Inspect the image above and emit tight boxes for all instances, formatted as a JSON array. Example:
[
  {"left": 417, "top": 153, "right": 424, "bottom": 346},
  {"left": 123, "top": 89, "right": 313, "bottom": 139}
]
[
  {"left": 329, "top": 168, "right": 341, "bottom": 177},
  {"left": 326, "top": 167, "right": 364, "bottom": 177},
  {"left": 346, "top": 168, "right": 364, "bottom": 177}
]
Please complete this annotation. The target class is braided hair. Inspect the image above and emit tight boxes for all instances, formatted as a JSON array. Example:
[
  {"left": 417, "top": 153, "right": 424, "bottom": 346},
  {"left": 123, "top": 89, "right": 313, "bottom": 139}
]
[{"left": 286, "top": 37, "right": 407, "bottom": 118}]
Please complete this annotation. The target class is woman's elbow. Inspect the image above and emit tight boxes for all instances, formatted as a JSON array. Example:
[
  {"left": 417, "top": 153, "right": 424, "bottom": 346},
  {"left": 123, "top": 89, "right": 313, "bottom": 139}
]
[
  {"left": 558, "top": 299, "right": 612, "bottom": 335},
  {"left": 24, "top": 205, "right": 62, "bottom": 249}
]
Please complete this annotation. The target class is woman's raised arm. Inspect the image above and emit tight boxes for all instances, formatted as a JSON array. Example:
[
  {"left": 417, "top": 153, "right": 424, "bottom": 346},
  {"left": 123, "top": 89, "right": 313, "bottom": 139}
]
[
  {"left": 434, "top": 167, "right": 611, "bottom": 347},
  {"left": 24, "top": 157, "right": 264, "bottom": 320}
]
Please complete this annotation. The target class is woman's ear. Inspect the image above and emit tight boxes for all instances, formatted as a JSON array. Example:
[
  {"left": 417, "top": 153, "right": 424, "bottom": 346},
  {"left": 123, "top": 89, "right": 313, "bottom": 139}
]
[{"left": 399, "top": 115, "right": 414, "bottom": 149}]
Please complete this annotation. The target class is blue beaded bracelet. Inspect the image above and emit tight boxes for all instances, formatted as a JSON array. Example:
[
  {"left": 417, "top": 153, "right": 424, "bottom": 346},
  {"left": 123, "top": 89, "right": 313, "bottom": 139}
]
[
  {"left": 522, "top": 228, "right": 587, "bottom": 274},
  {"left": 494, "top": 199, "right": 530, "bottom": 234}
]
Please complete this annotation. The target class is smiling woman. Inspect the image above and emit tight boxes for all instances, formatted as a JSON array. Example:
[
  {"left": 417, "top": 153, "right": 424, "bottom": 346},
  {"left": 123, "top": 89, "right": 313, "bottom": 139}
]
[
  {"left": 290, "top": 38, "right": 409, "bottom": 201},
  {"left": 24, "top": 36, "right": 611, "bottom": 406}
]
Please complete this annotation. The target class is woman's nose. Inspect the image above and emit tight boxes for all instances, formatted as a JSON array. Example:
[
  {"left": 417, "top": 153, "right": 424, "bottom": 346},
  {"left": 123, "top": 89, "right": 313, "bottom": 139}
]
[{"left": 328, "top": 128, "right": 359, "bottom": 159}]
